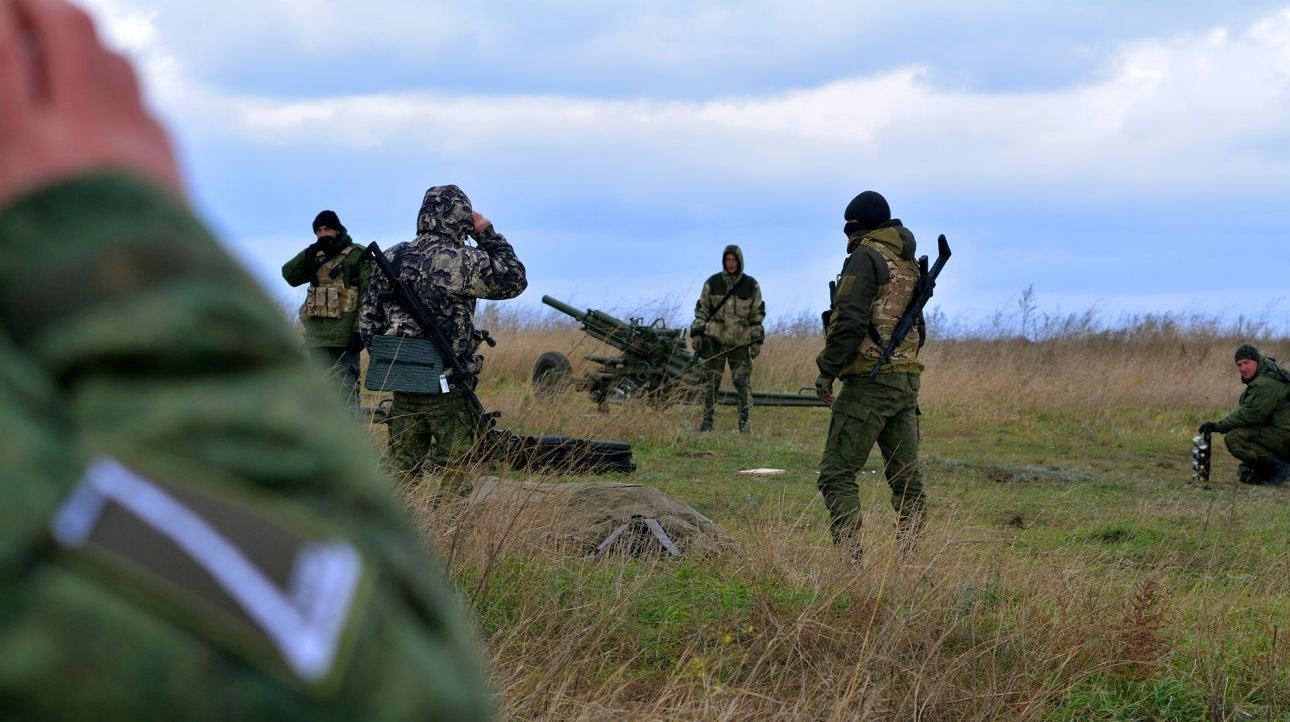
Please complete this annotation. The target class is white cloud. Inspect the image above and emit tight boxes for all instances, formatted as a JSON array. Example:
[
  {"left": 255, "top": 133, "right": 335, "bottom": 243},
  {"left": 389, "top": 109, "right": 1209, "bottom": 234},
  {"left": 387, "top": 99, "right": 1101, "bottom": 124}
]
[{"left": 161, "top": 5, "right": 1290, "bottom": 201}]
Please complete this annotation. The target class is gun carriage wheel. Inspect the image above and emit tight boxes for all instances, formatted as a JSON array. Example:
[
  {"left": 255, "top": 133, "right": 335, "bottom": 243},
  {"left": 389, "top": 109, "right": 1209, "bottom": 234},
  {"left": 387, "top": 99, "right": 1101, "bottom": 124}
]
[{"left": 532, "top": 350, "right": 573, "bottom": 399}]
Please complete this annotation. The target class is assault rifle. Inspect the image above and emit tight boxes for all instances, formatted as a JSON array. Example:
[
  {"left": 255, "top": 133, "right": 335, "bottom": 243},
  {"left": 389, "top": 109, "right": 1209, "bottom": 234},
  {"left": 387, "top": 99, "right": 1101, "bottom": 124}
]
[
  {"left": 869, "top": 234, "right": 952, "bottom": 379},
  {"left": 362, "top": 243, "right": 635, "bottom": 474}
]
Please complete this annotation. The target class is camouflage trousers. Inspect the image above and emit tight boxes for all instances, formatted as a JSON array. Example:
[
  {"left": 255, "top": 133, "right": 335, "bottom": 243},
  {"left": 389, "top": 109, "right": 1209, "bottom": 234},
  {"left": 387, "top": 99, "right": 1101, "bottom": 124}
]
[
  {"left": 817, "top": 373, "right": 925, "bottom": 546},
  {"left": 309, "top": 345, "right": 361, "bottom": 408},
  {"left": 387, "top": 391, "right": 480, "bottom": 503},
  {"left": 1224, "top": 425, "right": 1290, "bottom": 467},
  {"left": 701, "top": 343, "right": 752, "bottom": 414}
]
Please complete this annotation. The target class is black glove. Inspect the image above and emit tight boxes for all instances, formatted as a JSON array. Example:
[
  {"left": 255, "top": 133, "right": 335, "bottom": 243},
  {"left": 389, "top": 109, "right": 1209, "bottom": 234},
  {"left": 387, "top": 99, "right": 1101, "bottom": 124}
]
[
  {"left": 814, "top": 374, "right": 835, "bottom": 403},
  {"left": 1198, "top": 422, "right": 1218, "bottom": 434},
  {"left": 347, "top": 333, "right": 364, "bottom": 354}
]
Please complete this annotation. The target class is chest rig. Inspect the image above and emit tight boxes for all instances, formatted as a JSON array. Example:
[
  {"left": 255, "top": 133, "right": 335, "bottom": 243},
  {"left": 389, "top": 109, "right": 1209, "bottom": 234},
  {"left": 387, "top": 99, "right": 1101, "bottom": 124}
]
[{"left": 304, "top": 246, "right": 359, "bottom": 319}]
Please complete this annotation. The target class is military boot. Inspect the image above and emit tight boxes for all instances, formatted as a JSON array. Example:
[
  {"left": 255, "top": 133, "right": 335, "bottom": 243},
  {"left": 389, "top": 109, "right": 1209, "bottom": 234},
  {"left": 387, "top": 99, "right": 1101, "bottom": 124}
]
[
  {"left": 1238, "top": 463, "right": 1263, "bottom": 485},
  {"left": 1269, "top": 459, "right": 1290, "bottom": 486},
  {"left": 698, "top": 410, "right": 714, "bottom": 432},
  {"left": 738, "top": 407, "right": 750, "bottom": 434}
]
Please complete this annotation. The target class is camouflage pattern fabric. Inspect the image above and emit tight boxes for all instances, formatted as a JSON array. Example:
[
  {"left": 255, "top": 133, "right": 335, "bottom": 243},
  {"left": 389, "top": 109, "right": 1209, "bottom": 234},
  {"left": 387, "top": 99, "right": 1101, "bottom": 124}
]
[
  {"left": 817, "top": 374, "right": 925, "bottom": 546},
  {"left": 818, "top": 221, "right": 924, "bottom": 379},
  {"left": 281, "top": 235, "right": 373, "bottom": 349},
  {"left": 0, "top": 173, "right": 491, "bottom": 721},
  {"left": 691, "top": 244, "right": 765, "bottom": 351},
  {"left": 359, "top": 185, "right": 527, "bottom": 379},
  {"left": 386, "top": 390, "right": 481, "bottom": 503},
  {"left": 701, "top": 342, "right": 752, "bottom": 416}
]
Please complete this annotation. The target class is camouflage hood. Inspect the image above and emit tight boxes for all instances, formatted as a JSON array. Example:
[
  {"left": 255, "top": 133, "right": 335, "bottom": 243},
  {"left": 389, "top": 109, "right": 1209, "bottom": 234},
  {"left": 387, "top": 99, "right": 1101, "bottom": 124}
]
[
  {"left": 721, "top": 244, "right": 745, "bottom": 276},
  {"left": 416, "top": 185, "right": 475, "bottom": 243}
]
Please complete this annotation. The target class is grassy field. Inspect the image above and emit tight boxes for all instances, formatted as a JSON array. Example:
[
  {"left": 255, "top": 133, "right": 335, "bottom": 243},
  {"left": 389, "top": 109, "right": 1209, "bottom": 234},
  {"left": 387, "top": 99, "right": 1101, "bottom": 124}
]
[{"left": 369, "top": 319, "right": 1289, "bottom": 721}]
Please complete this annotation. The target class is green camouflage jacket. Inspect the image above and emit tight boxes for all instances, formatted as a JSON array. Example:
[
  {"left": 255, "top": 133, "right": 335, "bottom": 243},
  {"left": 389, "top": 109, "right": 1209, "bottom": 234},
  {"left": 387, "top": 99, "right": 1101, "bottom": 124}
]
[
  {"left": 0, "top": 173, "right": 491, "bottom": 721},
  {"left": 1216, "top": 355, "right": 1290, "bottom": 434},
  {"left": 691, "top": 245, "right": 766, "bottom": 349}
]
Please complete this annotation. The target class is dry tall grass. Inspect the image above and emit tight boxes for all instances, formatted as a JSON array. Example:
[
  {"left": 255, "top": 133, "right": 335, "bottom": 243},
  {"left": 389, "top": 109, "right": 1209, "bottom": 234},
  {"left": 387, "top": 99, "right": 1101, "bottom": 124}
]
[{"left": 369, "top": 312, "right": 1288, "bottom": 721}]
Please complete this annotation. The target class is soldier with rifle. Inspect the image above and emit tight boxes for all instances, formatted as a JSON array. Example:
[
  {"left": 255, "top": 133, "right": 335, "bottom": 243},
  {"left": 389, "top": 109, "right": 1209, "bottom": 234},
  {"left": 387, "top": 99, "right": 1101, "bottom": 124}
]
[
  {"left": 814, "top": 190, "right": 949, "bottom": 557},
  {"left": 358, "top": 185, "right": 528, "bottom": 502}
]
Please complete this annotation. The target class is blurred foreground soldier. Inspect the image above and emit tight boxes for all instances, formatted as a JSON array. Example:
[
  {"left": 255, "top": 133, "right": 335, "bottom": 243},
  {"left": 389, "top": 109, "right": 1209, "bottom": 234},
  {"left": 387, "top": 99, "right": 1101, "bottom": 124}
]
[
  {"left": 359, "top": 185, "right": 527, "bottom": 501},
  {"left": 281, "top": 210, "right": 372, "bottom": 406},
  {"left": 814, "top": 191, "right": 926, "bottom": 555},
  {"left": 1198, "top": 344, "right": 1290, "bottom": 485},
  {"left": 0, "top": 1, "right": 490, "bottom": 718},
  {"left": 690, "top": 245, "right": 765, "bottom": 433}
]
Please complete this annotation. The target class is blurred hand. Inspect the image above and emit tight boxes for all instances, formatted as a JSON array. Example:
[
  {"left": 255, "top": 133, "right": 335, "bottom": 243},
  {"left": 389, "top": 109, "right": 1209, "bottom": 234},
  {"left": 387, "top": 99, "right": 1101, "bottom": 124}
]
[
  {"left": 0, "top": 0, "right": 183, "bottom": 208},
  {"left": 814, "top": 374, "right": 834, "bottom": 406},
  {"left": 471, "top": 211, "right": 491, "bottom": 235},
  {"left": 749, "top": 343, "right": 762, "bottom": 359},
  {"left": 1198, "top": 422, "right": 1218, "bottom": 435}
]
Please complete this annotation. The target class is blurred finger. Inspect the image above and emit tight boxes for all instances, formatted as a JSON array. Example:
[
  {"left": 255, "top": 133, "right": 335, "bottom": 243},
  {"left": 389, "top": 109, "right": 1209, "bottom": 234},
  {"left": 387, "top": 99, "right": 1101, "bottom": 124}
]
[
  {"left": 0, "top": 0, "right": 30, "bottom": 125},
  {"left": 14, "top": 0, "right": 100, "bottom": 109},
  {"left": 99, "top": 48, "right": 143, "bottom": 112}
]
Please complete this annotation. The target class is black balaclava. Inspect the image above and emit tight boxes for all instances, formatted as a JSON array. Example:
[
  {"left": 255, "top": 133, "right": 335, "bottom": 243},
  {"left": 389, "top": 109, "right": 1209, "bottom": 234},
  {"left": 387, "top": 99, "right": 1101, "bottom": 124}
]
[{"left": 843, "top": 190, "right": 891, "bottom": 237}]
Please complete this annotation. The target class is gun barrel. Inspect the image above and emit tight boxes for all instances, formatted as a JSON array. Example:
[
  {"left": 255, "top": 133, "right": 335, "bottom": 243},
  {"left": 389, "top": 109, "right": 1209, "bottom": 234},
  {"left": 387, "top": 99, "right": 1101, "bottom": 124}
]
[{"left": 542, "top": 295, "right": 587, "bottom": 320}]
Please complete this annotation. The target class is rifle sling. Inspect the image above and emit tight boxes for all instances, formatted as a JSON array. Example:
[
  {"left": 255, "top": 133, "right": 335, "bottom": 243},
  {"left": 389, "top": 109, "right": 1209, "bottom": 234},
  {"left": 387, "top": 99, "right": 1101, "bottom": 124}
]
[{"left": 708, "top": 275, "right": 750, "bottom": 318}]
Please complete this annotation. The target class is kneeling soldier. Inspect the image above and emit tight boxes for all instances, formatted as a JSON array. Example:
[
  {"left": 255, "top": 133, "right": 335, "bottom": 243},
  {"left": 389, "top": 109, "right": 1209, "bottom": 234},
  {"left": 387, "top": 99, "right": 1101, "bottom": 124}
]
[{"left": 1199, "top": 344, "right": 1290, "bottom": 485}]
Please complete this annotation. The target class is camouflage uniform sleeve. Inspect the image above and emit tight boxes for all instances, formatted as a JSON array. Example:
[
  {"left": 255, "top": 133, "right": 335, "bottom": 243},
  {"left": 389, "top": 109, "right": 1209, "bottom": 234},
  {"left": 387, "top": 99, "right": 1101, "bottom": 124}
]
[
  {"left": 1216, "top": 379, "right": 1284, "bottom": 433},
  {"left": 464, "top": 226, "right": 527, "bottom": 300},
  {"left": 358, "top": 252, "right": 392, "bottom": 347},
  {"left": 749, "top": 279, "right": 766, "bottom": 344},
  {"left": 281, "top": 244, "right": 322, "bottom": 286},
  {"left": 692, "top": 278, "right": 714, "bottom": 333},
  {"left": 816, "top": 247, "right": 888, "bottom": 378}
]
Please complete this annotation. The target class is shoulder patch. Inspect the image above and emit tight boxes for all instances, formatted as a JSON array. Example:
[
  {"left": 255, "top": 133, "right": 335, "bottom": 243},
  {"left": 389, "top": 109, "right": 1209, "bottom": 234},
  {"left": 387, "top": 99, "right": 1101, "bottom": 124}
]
[{"left": 51, "top": 457, "right": 372, "bottom": 692}]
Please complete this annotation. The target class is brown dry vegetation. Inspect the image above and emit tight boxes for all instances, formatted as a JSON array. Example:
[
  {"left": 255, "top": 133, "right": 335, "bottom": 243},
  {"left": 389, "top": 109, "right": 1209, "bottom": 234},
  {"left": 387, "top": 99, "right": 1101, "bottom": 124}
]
[{"left": 362, "top": 311, "right": 1289, "bottom": 721}]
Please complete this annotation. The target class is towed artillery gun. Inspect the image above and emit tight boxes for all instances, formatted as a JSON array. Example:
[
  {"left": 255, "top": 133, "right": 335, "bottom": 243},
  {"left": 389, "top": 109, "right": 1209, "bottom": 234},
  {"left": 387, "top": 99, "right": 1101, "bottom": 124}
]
[{"left": 533, "top": 295, "right": 822, "bottom": 408}]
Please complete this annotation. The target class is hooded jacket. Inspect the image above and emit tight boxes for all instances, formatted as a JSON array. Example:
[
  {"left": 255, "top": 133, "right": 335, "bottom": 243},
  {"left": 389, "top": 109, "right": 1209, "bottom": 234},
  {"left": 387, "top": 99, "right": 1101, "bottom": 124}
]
[
  {"left": 358, "top": 185, "right": 527, "bottom": 378},
  {"left": 1216, "top": 354, "right": 1290, "bottom": 434},
  {"left": 691, "top": 245, "right": 765, "bottom": 349},
  {"left": 817, "top": 220, "right": 923, "bottom": 378}
]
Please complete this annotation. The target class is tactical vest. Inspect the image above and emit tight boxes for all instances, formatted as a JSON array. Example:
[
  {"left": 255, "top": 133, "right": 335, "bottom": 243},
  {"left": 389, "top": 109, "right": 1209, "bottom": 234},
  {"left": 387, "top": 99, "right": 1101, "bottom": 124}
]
[
  {"left": 842, "top": 237, "right": 923, "bottom": 376},
  {"left": 303, "top": 246, "right": 360, "bottom": 319}
]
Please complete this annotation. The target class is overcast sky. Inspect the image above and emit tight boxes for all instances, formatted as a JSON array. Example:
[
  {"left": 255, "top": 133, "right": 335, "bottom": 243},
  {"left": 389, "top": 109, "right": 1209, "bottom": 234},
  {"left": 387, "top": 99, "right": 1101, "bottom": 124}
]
[{"left": 82, "top": 1, "right": 1290, "bottom": 331}]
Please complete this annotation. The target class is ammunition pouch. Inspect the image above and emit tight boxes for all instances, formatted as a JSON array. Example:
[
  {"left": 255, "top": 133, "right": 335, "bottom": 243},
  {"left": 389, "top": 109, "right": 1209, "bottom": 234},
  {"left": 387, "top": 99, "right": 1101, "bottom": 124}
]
[
  {"left": 364, "top": 335, "right": 446, "bottom": 394},
  {"left": 304, "top": 285, "right": 359, "bottom": 319}
]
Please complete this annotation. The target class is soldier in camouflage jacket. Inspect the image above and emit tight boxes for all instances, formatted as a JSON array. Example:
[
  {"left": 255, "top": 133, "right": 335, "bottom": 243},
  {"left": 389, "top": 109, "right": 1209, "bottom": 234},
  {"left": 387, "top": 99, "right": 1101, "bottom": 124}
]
[
  {"left": 359, "top": 185, "right": 527, "bottom": 497},
  {"left": 690, "top": 245, "right": 765, "bottom": 433},
  {"left": 0, "top": 4, "right": 490, "bottom": 717},
  {"left": 815, "top": 191, "right": 928, "bottom": 557}
]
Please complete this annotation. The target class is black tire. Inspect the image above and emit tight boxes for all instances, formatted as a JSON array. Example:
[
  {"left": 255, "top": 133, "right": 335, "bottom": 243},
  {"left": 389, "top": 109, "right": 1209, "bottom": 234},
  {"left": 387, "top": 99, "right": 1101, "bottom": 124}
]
[{"left": 532, "top": 351, "right": 573, "bottom": 399}]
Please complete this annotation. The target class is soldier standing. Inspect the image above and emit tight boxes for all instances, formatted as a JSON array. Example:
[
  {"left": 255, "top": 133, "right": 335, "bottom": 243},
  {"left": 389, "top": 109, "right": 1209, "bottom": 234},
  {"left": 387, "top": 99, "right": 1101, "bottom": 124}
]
[
  {"left": 0, "top": 1, "right": 490, "bottom": 718},
  {"left": 281, "top": 209, "right": 372, "bottom": 406},
  {"left": 1198, "top": 344, "right": 1290, "bottom": 485},
  {"left": 814, "top": 191, "right": 927, "bottom": 556},
  {"left": 359, "top": 185, "right": 527, "bottom": 501},
  {"left": 690, "top": 245, "right": 765, "bottom": 433}
]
